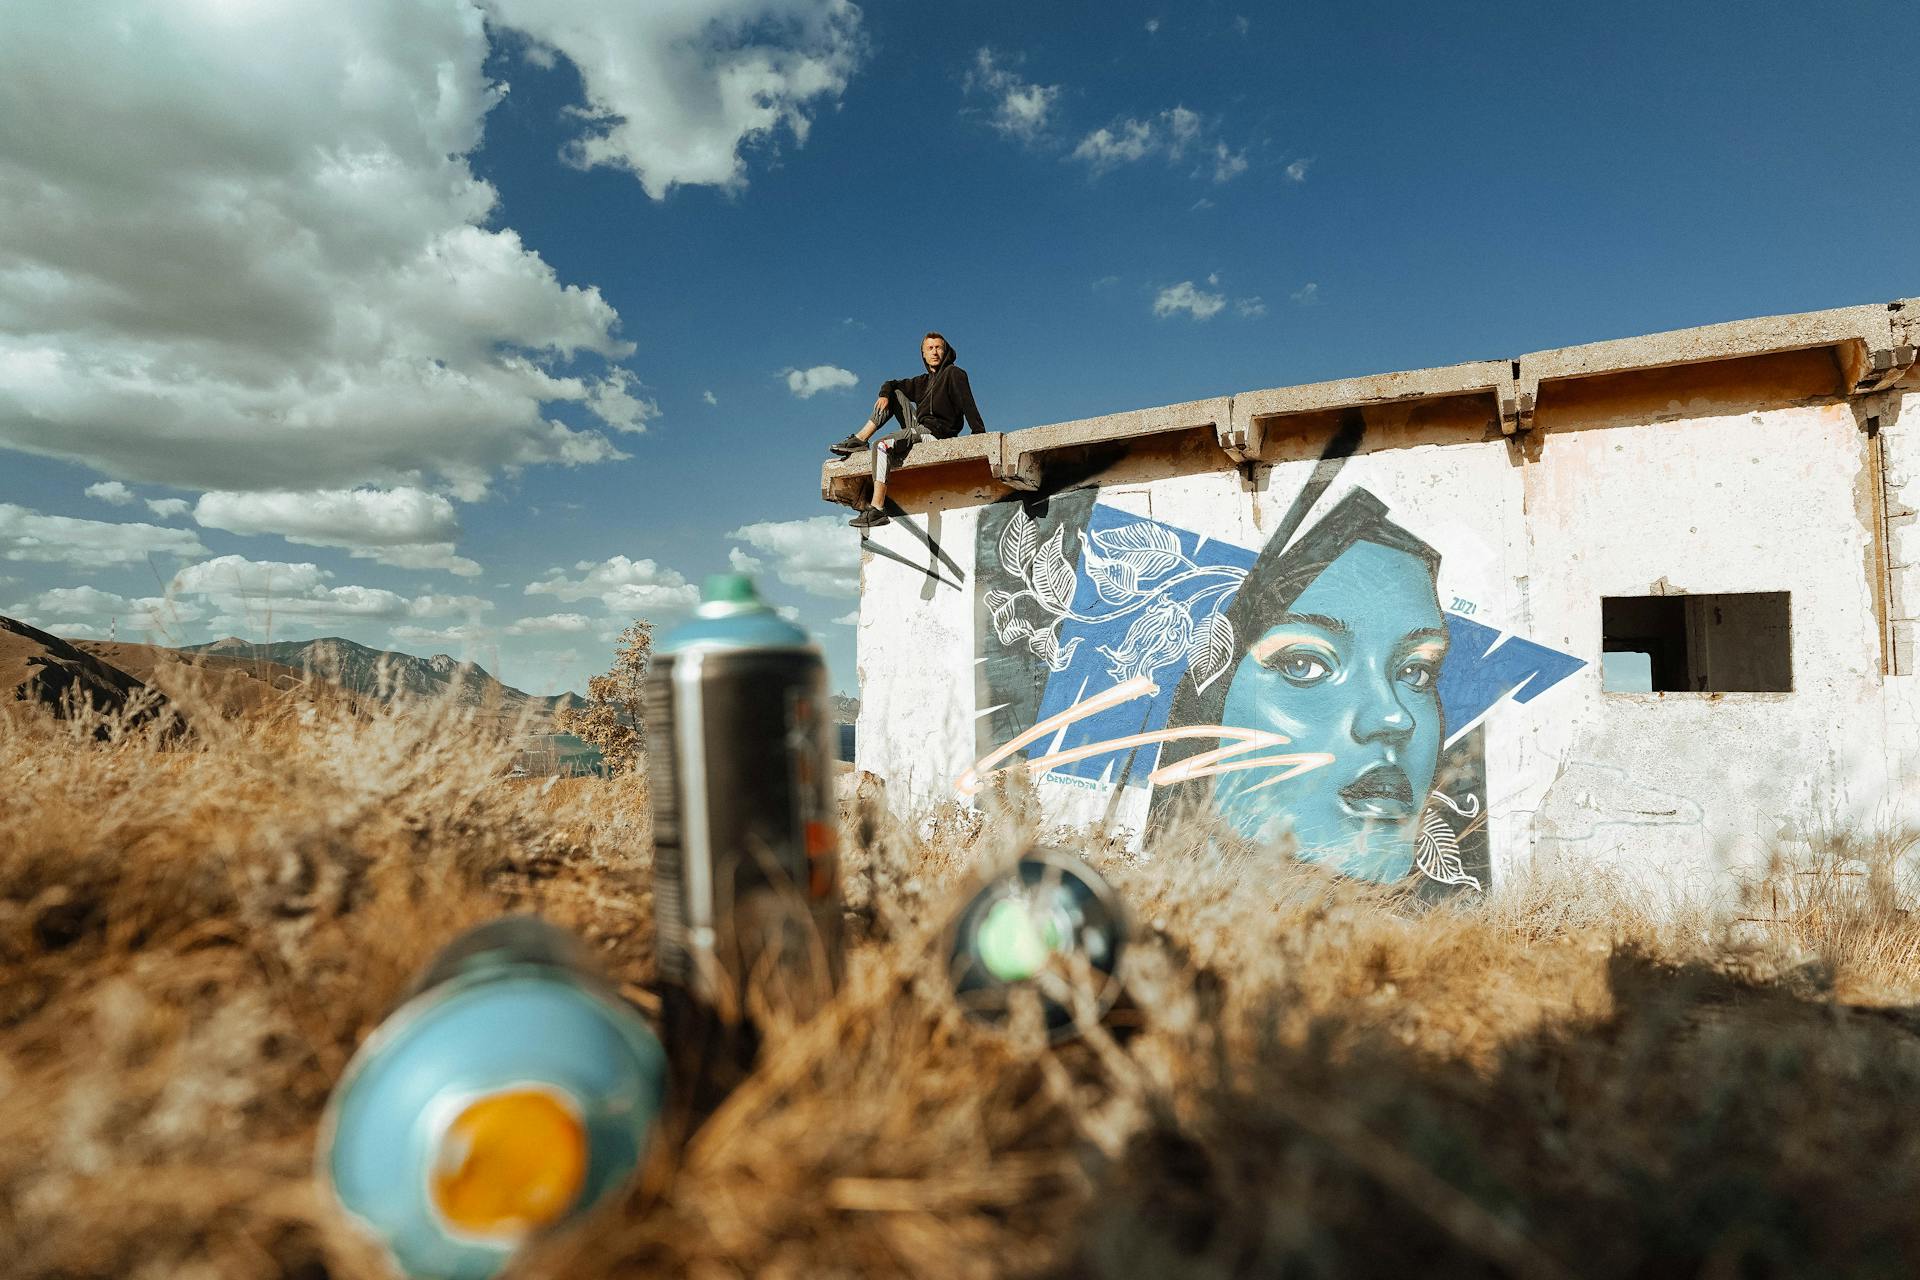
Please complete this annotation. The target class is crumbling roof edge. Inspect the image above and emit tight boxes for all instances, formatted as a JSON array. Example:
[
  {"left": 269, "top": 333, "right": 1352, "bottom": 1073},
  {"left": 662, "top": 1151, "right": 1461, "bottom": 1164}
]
[{"left": 821, "top": 296, "right": 1917, "bottom": 506}]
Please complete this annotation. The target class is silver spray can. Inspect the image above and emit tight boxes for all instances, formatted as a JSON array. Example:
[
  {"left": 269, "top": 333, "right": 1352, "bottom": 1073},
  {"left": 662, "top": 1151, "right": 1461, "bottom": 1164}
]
[{"left": 646, "top": 572, "right": 843, "bottom": 1027}]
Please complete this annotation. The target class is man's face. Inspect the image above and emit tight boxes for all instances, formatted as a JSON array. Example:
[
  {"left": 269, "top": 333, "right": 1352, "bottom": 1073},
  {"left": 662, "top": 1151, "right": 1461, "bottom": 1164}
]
[{"left": 923, "top": 337, "right": 946, "bottom": 368}]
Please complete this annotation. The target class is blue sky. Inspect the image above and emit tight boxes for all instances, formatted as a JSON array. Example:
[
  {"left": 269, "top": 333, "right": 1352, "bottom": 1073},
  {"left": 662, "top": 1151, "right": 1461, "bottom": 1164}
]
[{"left": 2, "top": 0, "right": 1914, "bottom": 697}]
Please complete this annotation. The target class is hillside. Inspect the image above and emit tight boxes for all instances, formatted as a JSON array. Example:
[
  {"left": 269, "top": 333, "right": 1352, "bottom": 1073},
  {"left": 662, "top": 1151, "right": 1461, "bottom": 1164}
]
[
  {"left": 72, "top": 639, "right": 337, "bottom": 717},
  {"left": 180, "top": 635, "right": 581, "bottom": 723},
  {"left": 0, "top": 615, "right": 173, "bottom": 732}
]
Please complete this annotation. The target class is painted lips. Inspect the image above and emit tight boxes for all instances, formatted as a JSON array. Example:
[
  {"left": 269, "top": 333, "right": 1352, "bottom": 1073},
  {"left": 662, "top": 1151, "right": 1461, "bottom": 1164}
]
[{"left": 1338, "top": 764, "right": 1416, "bottom": 820}]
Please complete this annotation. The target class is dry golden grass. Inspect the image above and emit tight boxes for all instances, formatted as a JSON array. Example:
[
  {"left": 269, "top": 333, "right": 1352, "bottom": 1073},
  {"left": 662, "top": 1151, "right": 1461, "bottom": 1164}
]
[{"left": 7, "top": 688, "right": 1920, "bottom": 1278}]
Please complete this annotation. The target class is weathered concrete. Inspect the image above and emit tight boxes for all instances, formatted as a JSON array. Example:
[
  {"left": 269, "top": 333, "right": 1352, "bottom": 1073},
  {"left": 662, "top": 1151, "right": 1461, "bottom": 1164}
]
[
  {"left": 832, "top": 297, "right": 1920, "bottom": 906},
  {"left": 822, "top": 297, "right": 1920, "bottom": 505}
]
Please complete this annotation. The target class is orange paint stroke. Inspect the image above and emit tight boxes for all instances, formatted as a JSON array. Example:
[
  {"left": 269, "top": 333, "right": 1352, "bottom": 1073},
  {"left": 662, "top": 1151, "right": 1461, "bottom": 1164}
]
[
  {"left": 960, "top": 702, "right": 1336, "bottom": 802},
  {"left": 1235, "top": 753, "right": 1340, "bottom": 794},
  {"left": 1147, "top": 731, "right": 1291, "bottom": 783},
  {"left": 1013, "top": 725, "right": 1273, "bottom": 783},
  {"left": 1248, "top": 631, "right": 1336, "bottom": 662},
  {"left": 955, "top": 675, "right": 1158, "bottom": 796}
]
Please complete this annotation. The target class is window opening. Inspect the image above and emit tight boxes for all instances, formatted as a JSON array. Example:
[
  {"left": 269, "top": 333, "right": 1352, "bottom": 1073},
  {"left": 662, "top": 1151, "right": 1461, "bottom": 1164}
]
[{"left": 1601, "top": 592, "right": 1791, "bottom": 693}]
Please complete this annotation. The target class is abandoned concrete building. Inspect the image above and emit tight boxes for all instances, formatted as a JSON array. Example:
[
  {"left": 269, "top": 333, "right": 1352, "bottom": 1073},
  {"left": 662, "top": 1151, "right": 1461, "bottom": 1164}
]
[{"left": 822, "top": 298, "right": 1920, "bottom": 901}]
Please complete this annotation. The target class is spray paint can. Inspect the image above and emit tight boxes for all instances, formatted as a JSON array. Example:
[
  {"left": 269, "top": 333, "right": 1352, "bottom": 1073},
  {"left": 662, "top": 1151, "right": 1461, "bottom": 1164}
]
[
  {"left": 946, "top": 848, "right": 1128, "bottom": 1043},
  {"left": 646, "top": 572, "right": 843, "bottom": 1023},
  {"left": 318, "top": 917, "right": 669, "bottom": 1280}
]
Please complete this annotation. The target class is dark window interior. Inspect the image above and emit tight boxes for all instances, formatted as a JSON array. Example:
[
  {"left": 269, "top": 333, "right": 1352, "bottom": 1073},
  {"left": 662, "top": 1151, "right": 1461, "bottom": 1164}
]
[{"left": 1601, "top": 592, "right": 1792, "bottom": 693}]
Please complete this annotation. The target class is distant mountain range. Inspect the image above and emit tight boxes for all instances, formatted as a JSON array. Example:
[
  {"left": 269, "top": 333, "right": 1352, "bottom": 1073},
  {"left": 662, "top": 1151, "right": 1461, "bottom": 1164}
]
[
  {"left": 177, "top": 635, "right": 582, "bottom": 719},
  {"left": 6, "top": 621, "right": 856, "bottom": 761}
]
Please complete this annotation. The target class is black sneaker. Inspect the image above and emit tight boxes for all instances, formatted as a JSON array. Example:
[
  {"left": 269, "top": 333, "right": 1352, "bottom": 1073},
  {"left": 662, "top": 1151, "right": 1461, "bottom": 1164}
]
[
  {"left": 849, "top": 507, "right": 889, "bottom": 529},
  {"left": 828, "top": 434, "right": 866, "bottom": 457}
]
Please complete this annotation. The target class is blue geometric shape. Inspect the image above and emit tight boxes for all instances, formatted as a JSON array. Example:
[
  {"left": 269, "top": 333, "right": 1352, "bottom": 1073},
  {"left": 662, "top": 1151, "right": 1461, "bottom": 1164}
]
[{"left": 1436, "top": 614, "right": 1587, "bottom": 738}]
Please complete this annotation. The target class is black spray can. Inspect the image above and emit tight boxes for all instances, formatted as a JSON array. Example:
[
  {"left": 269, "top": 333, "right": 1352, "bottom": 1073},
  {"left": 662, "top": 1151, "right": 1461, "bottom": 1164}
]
[
  {"left": 945, "top": 848, "right": 1128, "bottom": 1043},
  {"left": 645, "top": 572, "right": 843, "bottom": 1034}
]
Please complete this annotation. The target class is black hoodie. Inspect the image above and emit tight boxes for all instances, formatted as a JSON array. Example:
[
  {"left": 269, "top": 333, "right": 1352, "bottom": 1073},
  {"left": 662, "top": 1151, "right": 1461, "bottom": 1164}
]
[{"left": 876, "top": 341, "right": 986, "bottom": 439}]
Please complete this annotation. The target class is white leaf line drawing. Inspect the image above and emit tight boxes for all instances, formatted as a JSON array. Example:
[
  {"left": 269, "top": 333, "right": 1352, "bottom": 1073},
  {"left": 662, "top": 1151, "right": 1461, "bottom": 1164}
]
[
  {"left": 998, "top": 505, "right": 1036, "bottom": 577},
  {"left": 1087, "top": 554, "right": 1138, "bottom": 604},
  {"left": 1033, "top": 527, "right": 1075, "bottom": 613},
  {"left": 1090, "top": 521, "right": 1181, "bottom": 581},
  {"left": 1025, "top": 628, "right": 1084, "bottom": 671},
  {"left": 984, "top": 587, "right": 1034, "bottom": 646},
  {"left": 1415, "top": 794, "right": 1483, "bottom": 891},
  {"left": 1185, "top": 611, "right": 1237, "bottom": 692},
  {"left": 984, "top": 509, "right": 1246, "bottom": 691}
]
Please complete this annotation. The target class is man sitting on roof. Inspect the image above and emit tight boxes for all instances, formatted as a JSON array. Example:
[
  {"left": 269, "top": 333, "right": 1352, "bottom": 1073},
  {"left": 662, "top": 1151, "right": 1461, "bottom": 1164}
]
[{"left": 828, "top": 331, "right": 986, "bottom": 529}]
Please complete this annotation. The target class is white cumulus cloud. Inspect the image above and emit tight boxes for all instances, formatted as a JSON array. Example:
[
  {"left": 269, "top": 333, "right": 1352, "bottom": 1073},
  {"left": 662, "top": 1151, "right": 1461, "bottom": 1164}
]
[
  {"left": 963, "top": 48, "right": 1060, "bottom": 143},
  {"left": 729, "top": 515, "right": 860, "bottom": 597},
  {"left": 168, "top": 554, "right": 489, "bottom": 635},
  {"left": 193, "top": 488, "right": 481, "bottom": 576},
  {"left": 783, "top": 365, "right": 859, "bottom": 399},
  {"left": 1072, "top": 119, "right": 1156, "bottom": 169},
  {"left": 1212, "top": 143, "right": 1248, "bottom": 182},
  {"left": 525, "top": 555, "right": 699, "bottom": 615},
  {"left": 1292, "top": 282, "right": 1321, "bottom": 305},
  {"left": 146, "top": 498, "right": 191, "bottom": 519},
  {"left": 9, "top": 584, "right": 204, "bottom": 634},
  {"left": 357, "top": 544, "right": 483, "bottom": 577},
  {"left": 1152, "top": 281, "right": 1227, "bottom": 321},
  {"left": 1072, "top": 106, "right": 1202, "bottom": 173},
  {"left": 171, "top": 555, "right": 332, "bottom": 601},
  {"left": 1072, "top": 106, "right": 1251, "bottom": 184},
  {"left": 0, "top": 1, "right": 854, "bottom": 499},
  {"left": 1286, "top": 157, "right": 1313, "bottom": 183},
  {"left": 484, "top": 0, "right": 866, "bottom": 199},
  {"left": 85, "top": 480, "right": 134, "bottom": 506},
  {"left": 0, "top": 503, "right": 208, "bottom": 569},
  {"left": 18, "top": 585, "right": 131, "bottom": 616},
  {"left": 390, "top": 621, "right": 496, "bottom": 646},
  {"left": 505, "top": 612, "right": 593, "bottom": 635},
  {"left": 195, "top": 488, "right": 459, "bottom": 546}
]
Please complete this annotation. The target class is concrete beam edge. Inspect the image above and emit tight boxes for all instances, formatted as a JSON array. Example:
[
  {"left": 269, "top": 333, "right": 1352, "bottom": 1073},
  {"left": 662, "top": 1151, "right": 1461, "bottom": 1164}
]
[{"left": 817, "top": 296, "right": 1917, "bottom": 506}]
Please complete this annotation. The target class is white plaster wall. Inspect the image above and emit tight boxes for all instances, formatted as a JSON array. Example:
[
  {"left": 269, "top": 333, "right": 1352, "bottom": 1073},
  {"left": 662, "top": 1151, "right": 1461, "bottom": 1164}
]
[
  {"left": 852, "top": 495, "right": 983, "bottom": 808},
  {"left": 1520, "top": 403, "right": 1882, "bottom": 904},
  {"left": 854, "top": 397, "right": 1892, "bottom": 904},
  {"left": 1867, "top": 388, "right": 1920, "bottom": 831}
]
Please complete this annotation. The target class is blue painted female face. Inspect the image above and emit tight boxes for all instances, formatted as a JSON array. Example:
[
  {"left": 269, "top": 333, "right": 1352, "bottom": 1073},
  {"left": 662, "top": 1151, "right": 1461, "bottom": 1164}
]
[{"left": 1213, "top": 539, "right": 1447, "bottom": 882}]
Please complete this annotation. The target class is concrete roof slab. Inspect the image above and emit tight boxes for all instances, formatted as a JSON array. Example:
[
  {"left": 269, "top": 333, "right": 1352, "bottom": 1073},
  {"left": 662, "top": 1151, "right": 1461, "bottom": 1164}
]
[{"left": 818, "top": 296, "right": 1917, "bottom": 508}]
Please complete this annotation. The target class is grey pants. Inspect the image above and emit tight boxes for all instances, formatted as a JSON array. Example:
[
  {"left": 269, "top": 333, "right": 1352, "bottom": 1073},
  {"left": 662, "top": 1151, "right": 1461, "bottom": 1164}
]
[{"left": 871, "top": 391, "right": 934, "bottom": 487}]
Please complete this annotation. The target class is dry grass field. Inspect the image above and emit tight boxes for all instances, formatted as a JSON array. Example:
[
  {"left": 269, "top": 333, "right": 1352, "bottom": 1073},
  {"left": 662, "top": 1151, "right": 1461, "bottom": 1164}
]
[{"left": 7, "top": 680, "right": 1920, "bottom": 1279}]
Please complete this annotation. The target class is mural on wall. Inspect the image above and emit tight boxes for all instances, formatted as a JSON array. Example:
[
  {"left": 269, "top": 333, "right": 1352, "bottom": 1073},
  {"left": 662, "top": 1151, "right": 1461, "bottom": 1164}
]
[{"left": 966, "top": 481, "right": 1585, "bottom": 897}]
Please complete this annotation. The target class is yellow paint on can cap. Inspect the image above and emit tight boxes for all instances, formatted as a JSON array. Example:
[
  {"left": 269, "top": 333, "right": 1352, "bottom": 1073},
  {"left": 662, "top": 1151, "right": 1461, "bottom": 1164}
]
[{"left": 429, "top": 1087, "right": 588, "bottom": 1238}]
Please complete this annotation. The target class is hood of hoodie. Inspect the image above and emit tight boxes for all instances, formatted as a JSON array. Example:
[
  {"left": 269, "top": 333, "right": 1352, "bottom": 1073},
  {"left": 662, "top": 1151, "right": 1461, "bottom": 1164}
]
[{"left": 923, "top": 340, "right": 957, "bottom": 373}]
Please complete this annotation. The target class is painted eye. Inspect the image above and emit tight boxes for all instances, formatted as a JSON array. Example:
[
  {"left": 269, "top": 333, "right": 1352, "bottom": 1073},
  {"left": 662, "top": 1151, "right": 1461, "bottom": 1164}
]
[
  {"left": 1266, "top": 650, "right": 1331, "bottom": 685},
  {"left": 1398, "top": 660, "right": 1437, "bottom": 690}
]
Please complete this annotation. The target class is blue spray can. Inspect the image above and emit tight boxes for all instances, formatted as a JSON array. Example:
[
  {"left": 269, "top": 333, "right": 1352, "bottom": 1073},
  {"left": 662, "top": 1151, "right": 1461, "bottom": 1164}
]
[
  {"left": 318, "top": 916, "right": 668, "bottom": 1280},
  {"left": 946, "top": 848, "right": 1128, "bottom": 1043},
  {"left": 645, "top": 572, "right": 843, "bottom": 1022}
]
